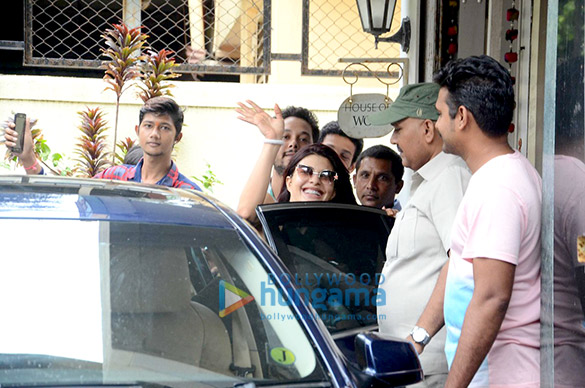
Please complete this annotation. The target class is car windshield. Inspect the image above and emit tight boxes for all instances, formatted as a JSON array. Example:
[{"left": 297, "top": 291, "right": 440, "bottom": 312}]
[{"left": 0, "top": 218, "right": 328, "bottom": 388}]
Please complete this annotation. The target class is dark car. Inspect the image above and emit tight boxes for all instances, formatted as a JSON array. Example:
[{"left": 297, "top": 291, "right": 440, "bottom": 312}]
[{"left": 0, "top": 176, "right": 421, "bottom": 388}]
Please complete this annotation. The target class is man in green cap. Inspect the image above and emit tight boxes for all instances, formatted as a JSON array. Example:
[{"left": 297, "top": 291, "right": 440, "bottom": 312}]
[{"left": 369, "top": 83, "right": 471, "bottom": 388}]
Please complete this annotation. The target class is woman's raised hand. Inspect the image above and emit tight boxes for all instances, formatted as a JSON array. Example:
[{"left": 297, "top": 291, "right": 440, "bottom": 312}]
[{"left": 236, "top": 100, "right": 284, "bottom": 141}]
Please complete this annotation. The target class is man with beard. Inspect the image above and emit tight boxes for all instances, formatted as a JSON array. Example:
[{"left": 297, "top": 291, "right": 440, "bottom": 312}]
[
  {"left": 368, "top": 82, "right": 470, "bottom": 388},
  {"left": 411, "top": 56, "right": 541, "bottom": 387},
  {"left": 236, "top": 101, "right": 319, "bottom": 225}
]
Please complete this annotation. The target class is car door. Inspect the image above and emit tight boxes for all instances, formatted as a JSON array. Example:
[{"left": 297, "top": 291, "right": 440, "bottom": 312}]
[{"left": 256, "top": 202, "right": 394, "bottom": 362}]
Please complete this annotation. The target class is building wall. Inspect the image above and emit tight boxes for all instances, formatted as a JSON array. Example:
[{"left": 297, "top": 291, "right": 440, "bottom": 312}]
[
  {"left": 0, "top": 74, "right": 398, "bottom": 209},
  {"left": 0, "top": 1, "right": 412, "bottom": 209}
]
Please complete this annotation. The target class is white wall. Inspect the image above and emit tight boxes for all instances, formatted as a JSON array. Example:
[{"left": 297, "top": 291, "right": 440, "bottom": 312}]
[{"left": 0, "top": 74, "right": 397, "bottom": 209}]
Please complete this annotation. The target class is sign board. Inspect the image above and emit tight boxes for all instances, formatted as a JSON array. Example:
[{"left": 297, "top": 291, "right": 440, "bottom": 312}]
[{"left": 337, "top": 93, "right": 393, "bottom": 139}]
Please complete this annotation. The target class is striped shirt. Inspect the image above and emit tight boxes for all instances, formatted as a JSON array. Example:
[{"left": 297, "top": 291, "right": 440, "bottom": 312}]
[{"left": 93, "top": 159, "right": 201, "bottom": 190}]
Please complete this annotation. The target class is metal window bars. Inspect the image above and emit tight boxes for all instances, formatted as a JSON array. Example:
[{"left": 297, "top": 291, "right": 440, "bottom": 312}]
[
  {"left": 301, "top": 0, "right": 404, "bottom": 79},
  {"left": 24, "top": 0, "right": 271, "bottom": 75},
  {"left": 23, "top": 0, "right": 404, "bottom": 80}
]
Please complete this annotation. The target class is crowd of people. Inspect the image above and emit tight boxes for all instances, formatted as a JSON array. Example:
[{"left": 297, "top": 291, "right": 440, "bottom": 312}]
[{"left": 3, "top": 55, "right": 545, "bottom": 387}]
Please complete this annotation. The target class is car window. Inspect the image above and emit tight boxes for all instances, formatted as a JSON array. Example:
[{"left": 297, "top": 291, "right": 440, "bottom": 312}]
[
  {"left": 257, "top": 204, "right": 393, "bottom": 334},
  {"left": 0, "top": 219, "right": 329, "bottom": 387}
]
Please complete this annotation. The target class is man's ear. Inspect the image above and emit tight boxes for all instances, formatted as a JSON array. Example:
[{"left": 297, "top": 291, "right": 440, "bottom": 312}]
[
  {"left": 395, "top": 179, "right": 404, "bottom": 194},
  {"left": 457, "top": 105, "right": 470, "bottom": 131},
  {"left": 174, "top": 132, "right": 183, "bottom": 144},
  {"left": 135, "top": 125, "right": 139, "bottom": 136},
  {"left": 423, "top": 119, "right": 436, "bottom": 143},
  {"left": 352, "top": 173, "right": 357, "bottom": 186},
  {"left": 348, "top": 163, "right": 356, "bottom": 173}
]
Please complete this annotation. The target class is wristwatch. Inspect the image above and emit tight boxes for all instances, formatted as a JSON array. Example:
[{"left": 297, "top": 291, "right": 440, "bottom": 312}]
[{"left": 410, "top": 326, "right": 431, "bottom": 345}]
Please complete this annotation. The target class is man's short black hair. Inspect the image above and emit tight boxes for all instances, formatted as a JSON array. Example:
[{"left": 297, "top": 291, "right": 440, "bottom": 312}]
[
  {"left": 355, "top": 145, "right": 404, "bottom": 182},
  {"left": 139, "top": 96, "right": 184, "bottom": 139},
  {"left": 318, "top": 121, "right": 364, "bottom": 164},
  {"left": 433, "top": 55, "right": 515, "bottom": 137},
  {"left": 281, "top": 106, "right": 320, "bottom": 143}
]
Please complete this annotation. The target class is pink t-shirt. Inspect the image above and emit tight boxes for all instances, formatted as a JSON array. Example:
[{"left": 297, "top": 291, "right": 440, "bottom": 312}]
[{"left": 444, "top": 151, "right": 541, "bottom": 387}]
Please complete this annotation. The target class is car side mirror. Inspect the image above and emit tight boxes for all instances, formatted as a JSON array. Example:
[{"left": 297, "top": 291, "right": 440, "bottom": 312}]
[{"left": 355, "top": 332, "right": 423, "bottom": 387}]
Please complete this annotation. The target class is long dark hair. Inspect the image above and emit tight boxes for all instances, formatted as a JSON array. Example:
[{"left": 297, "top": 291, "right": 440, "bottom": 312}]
[{"left": 277, "top": 144, "right": 356, "bottom": 204}]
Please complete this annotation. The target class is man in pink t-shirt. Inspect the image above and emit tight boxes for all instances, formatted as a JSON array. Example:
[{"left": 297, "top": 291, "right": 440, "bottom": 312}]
[{"left": 408, "top": 55, "right": 541, "bottom": 387}]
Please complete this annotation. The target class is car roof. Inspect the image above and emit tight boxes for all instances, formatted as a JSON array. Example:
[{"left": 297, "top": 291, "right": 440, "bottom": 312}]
[{"left": 0, "top": 175, "right": 233, "bottom": 228}]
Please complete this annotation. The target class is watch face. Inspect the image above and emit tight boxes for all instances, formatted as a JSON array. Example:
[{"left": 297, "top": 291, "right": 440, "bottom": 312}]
[
  {"left": 412, "top": 328, "right": 425, "bottom": 342},
  {"left": 412, "top": 327, "right": 429, "bottom": 344}
]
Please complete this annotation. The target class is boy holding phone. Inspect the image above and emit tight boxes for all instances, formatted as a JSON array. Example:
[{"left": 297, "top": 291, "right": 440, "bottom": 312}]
[
  {"left": 3, "top": 114, "right": 39, "bottom": 174},
  {"left": 3, "top": 97, "right": 201, "bottom": 190}
]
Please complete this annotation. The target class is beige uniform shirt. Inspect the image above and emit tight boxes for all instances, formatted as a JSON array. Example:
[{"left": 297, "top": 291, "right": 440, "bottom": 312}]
[{"left": 378, "top": 152, "right": 470, "bottom": 375}]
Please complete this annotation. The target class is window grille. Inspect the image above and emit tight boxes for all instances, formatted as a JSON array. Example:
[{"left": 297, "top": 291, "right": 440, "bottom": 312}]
[
  {"left": 302, "top": 0, "right": 404, "bottom": 79},
  {"left": 24, "top": 0, "right": 271, "bottom": 75},
  {"left": 23, "top": 0, "right": 405, "bottom": 79}
]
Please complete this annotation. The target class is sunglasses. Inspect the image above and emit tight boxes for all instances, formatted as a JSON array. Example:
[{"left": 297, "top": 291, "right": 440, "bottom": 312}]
[{"left": 295, "top": 164, "right": 338, "bottom": 184}]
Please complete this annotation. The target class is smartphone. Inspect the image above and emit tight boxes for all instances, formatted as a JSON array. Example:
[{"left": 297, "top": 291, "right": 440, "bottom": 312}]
[{"left": 11, "top": 113, "right": 26, "bottom": 154}]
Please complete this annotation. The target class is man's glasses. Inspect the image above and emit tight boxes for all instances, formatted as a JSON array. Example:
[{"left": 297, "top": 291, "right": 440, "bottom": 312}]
[{"left": 295, "top": 164, "right": 338, "bottom": 184}]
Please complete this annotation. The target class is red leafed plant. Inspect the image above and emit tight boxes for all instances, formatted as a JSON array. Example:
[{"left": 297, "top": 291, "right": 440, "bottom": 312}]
[
  {"left": 138, "top": 49, "right": 180, "bottom": 102},
  {"left": 102, "top": 23, "right": 148, "bottom": 163},
  {"left": 75, "top": 107, "right": 110, "bottom": 177},
  {"left": 115, "top": 137, "right": 137, "bottom": 164}
]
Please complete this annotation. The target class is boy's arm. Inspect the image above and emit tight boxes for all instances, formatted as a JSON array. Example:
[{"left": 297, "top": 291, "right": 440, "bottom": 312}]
[
  {"left": 3, "top": 118, "right": 42, "bottom": 175},
  {"left": 444, "top": 258, "right": 514, "bottom": 388},
  {"left": 409, "top": 260, "right": 449, "bottom": 354}
]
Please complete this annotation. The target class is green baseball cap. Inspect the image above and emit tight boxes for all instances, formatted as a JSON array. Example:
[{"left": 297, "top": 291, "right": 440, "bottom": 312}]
[{"left": 368, "top": 83, "right": 440, "bottom": 126}]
